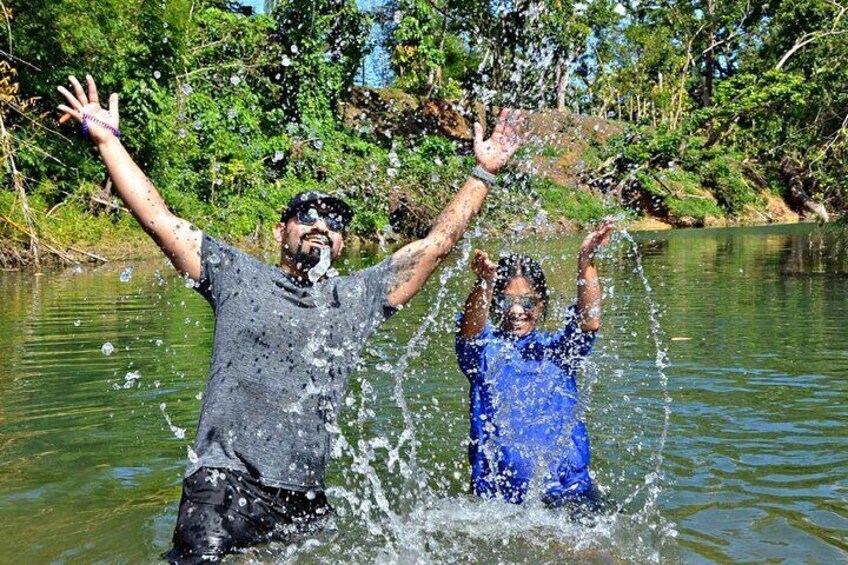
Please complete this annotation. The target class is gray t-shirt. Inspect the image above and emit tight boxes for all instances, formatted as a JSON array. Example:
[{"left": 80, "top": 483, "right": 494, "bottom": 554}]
[{"left": 188, "top": 234, "right": 396, "bottom": 490}]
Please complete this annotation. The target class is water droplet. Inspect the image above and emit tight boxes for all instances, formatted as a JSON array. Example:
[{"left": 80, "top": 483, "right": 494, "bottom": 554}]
[
  {"left": 273, "top": 150, "right": 285, "bottom": 162},
  {"left": 178, "top": 128, "right": 187, "bottom": 138},
  {"left": 305, "top": 490, "right": 316, "bottom": 500},
  {"left": 101, "top": 342, "right": 115, "bottom": 356},
  {"left": 227, "top": 108, "right": 237, "bottom": 119},
  {"left": 307, "top": 246, "right": 332, "bottom": 283},
  {"left": 193, "top": 120, "right": 203, "bottom": 131},
  {"left": 119, "top": 266, "right": 133, "bottom": 282},
  {"left": 123, "top": 371, "right": 141, "bottom": 388},
  {"left": 181, "top": 83, "right": 193, "bottom": 96},
  {"left": 238, "top": 497, "right": 247, "bottom": 507},
  {"left": 229, "top": 75, "right": 241, "bottom": 86},
  {"left": 73, "top": 320, "right": 81, "bottom": 327},
  {"left": 281, "top": 55, "right": 292, "bottom": 67},
  {"left": 290, "top": 45, "right": 299, "bottom": 54},
  {"left": 153, "top": 71, "right": 162, "bottom": 79}
]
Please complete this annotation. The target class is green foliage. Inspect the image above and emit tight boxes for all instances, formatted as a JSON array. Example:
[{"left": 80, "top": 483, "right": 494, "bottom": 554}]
[
  {"left": 5, "top": 0, "right": 848, "bottom": 258},
  {"left": 269, "top": 0, "right": 369, "bottom": 124},
  {"left": 529, "top": 177, "right": 618, "bottom": 223},
  {"left": 605, "top": 125, "right": 761, "bottom": 217}
]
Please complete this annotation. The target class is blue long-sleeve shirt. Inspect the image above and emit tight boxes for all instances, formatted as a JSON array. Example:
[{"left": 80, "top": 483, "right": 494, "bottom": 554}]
[{"left": 455, "top": 306, "right": 597, "bottom": 504}]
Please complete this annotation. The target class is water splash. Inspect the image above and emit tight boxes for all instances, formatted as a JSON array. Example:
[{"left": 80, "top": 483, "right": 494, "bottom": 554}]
[
  {"left": 308, "top": 246, "right": 332, "bottom": 283},
  {"left": 616, "top": 230, "right": 672, "bottom": 518}
]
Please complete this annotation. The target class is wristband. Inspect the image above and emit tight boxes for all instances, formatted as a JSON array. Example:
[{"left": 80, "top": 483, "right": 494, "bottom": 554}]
[
  {"left": 471, "top": 165, "right": 497, "bottom": 186},
  {"left": 81, "top": 113, "right": 121, "bottom": 139}
]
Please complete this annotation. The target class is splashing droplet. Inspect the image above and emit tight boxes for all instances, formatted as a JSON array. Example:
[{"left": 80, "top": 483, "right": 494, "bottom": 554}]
[{"left": 308, "top": 246, "right": 332, "bottom": 283}]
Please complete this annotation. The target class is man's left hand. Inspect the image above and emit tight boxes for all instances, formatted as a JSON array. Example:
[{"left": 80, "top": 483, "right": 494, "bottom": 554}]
[{"left": 473, "top": 108, "right": 529, "bottom": 174}]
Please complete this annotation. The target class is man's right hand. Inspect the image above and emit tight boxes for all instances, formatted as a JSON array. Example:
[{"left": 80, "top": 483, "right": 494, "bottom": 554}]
[
  {"left": 471, "top": 249, "right": 497, "bottom": 283},
  {"left": 58, "top": 75, "right": 120, "bottom": 147},
  {"left": 58, "top": 74, "right": 202, "bottom": 281}
]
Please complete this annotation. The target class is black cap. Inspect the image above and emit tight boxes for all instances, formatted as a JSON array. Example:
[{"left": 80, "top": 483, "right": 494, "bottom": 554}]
[{"left": 280, "top": 191, "right": 354, "bottom": 227}]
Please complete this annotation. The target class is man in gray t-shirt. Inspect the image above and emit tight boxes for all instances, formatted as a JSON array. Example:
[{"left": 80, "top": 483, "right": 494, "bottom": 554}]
[
  {"left": 191, "top": 232, "right": 397, "bottom": 491},
  {"left": 59, "top": 74, "right": 526, "bottom": 563}
]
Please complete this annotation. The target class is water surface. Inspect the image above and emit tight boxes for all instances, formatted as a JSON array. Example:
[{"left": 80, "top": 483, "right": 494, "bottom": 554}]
[{"left": 0, "top": 223, "right": 846, "bottom": 563}]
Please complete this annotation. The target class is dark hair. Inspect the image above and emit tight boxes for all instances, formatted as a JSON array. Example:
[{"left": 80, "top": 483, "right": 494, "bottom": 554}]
[{"left": 491, "top": 254, "right": 549, "bottom": 322}]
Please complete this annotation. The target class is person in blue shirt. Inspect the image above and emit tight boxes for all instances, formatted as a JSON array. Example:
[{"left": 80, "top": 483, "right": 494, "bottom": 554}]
[{"left": 455, "top": 220, "right": 613, "bottom": 507}]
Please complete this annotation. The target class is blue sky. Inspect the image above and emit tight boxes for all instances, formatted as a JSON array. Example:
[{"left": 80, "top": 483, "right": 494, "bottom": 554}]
[{"left": 238, "top": 0, "right": 391, "bottom": 86}]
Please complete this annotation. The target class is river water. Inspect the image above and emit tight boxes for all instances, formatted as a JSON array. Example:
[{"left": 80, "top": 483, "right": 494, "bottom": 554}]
[{"left": 0, "top": 223, "right": 846, "bottom": 563}]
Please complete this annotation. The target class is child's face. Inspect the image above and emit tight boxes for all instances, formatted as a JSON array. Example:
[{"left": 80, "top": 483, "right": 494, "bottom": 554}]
[{"left": 497, "top": 276, "right": 543, "bottom": 337}]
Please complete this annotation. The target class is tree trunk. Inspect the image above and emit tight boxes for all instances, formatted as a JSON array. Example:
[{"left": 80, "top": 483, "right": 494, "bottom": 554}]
[
  {"left": 555, "top": 53, "right": 576, "bottom": 111},
  {"left": 702, "top": 0, "right": 716, "bottom": 107}
]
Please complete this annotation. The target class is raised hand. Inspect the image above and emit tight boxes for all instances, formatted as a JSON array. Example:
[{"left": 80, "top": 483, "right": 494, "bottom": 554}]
[
  {"left": 473, "top": 108, "right": 529, "bottom": 174},
  {"left": 471, "top": 248, "right": 497, "bottom": 282},
  {"left": 57, "top": 75, "right": 120, "bottom": 146},
  {"left": 578, "top": 217, "right": 615, "bottom": 265}
]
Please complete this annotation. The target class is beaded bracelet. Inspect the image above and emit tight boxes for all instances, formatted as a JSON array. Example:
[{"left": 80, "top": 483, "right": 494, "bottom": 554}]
[{"left": 81, "top": 113, "right": 121, "bottom": 139}]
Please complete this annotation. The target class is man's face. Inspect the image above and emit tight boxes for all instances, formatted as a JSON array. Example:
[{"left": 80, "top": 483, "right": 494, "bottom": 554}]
[{"left": 274, "top": 206, "right": 345, "bottom": 272}]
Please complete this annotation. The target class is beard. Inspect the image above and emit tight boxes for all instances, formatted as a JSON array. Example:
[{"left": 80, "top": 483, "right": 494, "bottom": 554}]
[{"left": 292, "top": 237, "right": 328, "bottom": 270}]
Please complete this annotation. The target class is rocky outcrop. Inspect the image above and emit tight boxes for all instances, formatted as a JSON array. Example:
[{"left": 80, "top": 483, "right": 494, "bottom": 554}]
[{"left": 341, "top": 87, "right": 801, "bottom": 228}]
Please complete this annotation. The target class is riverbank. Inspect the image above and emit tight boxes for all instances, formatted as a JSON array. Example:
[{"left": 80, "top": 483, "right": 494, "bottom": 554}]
[
  {"left": 1, "top": 88, "right": 815, "bottom": 270},
  {"left": 0, "top": 209, "right": 810, "bottom": 271}
]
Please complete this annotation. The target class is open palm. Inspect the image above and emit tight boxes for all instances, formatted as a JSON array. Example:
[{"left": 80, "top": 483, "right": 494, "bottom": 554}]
[
  {"left": 473, "top": 108, "right": 528, "bottom": 174},
  {"left": 57, "top": 75, "right": 120, "bottom": 145}
]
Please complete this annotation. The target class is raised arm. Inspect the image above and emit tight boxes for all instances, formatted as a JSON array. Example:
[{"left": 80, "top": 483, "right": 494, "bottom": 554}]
[
  {"left": 58, "top": 75, "right": 202, "bottom": 280},
  {"left": 576, "top": 219, "right": 614, "bottom": 332},
  {"left": 386, "top": 109, "right": 527, "bottom": 307},
  {"left": 459, "top": 249, "right": 497, "bottom": 338}
]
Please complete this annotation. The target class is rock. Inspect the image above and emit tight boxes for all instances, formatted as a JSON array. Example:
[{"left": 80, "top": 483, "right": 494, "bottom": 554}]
[
  {"left": 765, "top": 193, "right": 799, "bottom": 223},
  {"left": 629, "top": 217, "right": 673, "bottom": 231},
  {"left": 704, "top": 215, "right": 728, "bottom": 228}
]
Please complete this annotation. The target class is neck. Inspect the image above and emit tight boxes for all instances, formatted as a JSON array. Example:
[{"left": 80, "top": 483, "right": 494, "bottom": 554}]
[{"left": 279, "top": 254, "right": 309, "bottom": 282}]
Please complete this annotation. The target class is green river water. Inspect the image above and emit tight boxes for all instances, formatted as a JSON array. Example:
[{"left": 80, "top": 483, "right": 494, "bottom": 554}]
[{"left": 0, "top": 223, "right": 846, "bottom": 564}]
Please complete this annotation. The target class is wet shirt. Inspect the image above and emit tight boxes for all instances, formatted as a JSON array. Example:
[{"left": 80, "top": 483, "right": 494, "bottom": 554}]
[
  {"left": 455, "top": 307, "right": 596, "bottom": 503},
  {"left": 189, "top": 235, "right": 396, "bottom": 490}
]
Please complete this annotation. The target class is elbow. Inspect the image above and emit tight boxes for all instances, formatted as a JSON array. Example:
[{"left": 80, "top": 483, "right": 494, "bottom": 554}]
[
  {"left": 581, "top": 320, "right": 600, "bottom": 333},
  {"left": 425, "top": 233, "right": 454, "bottom": 260}
]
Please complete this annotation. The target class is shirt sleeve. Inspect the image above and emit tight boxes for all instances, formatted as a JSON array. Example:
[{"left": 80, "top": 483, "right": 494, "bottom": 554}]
[
  {"left": 455, "top": 312, "right": 493, "bottom": 383},
  {"left": 351, "top": 256, "right": 399, "bottom": 325},
  {"left": 546, "top": 304, "right": 597, "bottom": 363},
  {"left": 194, "top": 234, "right": 243, "bottom": 309}
]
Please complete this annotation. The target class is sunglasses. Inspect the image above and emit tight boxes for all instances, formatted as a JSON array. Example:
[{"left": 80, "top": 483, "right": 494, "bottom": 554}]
[
  {"left": 495, "top": 294, "right": 540, "bottom": 312},
  {"left": 295, "top": 207, "right": 347, "bottom": 232}
]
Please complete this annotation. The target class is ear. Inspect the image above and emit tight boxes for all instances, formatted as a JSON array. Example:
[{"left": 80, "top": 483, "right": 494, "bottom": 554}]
[{"left": 273, "top": 222, "right": 285, "bottom": 244}]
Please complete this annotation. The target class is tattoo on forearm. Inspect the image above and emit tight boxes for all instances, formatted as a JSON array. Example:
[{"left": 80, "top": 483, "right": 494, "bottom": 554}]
[{"left": 387, "top": 247, "right": 427, "bottom": 294}]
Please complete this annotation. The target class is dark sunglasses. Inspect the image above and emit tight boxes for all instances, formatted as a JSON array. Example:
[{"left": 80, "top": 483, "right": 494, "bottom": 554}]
[
  {"left": 295, "top": 207, "right": 347, "bottom": 232},
  {"left": 495, "top": 294, "right": 540, "bottom": 312}
]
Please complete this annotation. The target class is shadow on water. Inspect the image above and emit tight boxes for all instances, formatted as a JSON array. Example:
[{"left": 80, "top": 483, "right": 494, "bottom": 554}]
[{"left": 0, "top": 223, "right": 847, "bottom": 563}]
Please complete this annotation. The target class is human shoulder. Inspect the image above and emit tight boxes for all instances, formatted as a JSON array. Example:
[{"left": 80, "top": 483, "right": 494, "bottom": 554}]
[{"left": 199, "top": 233, "right": 279, "bottom": 288}]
